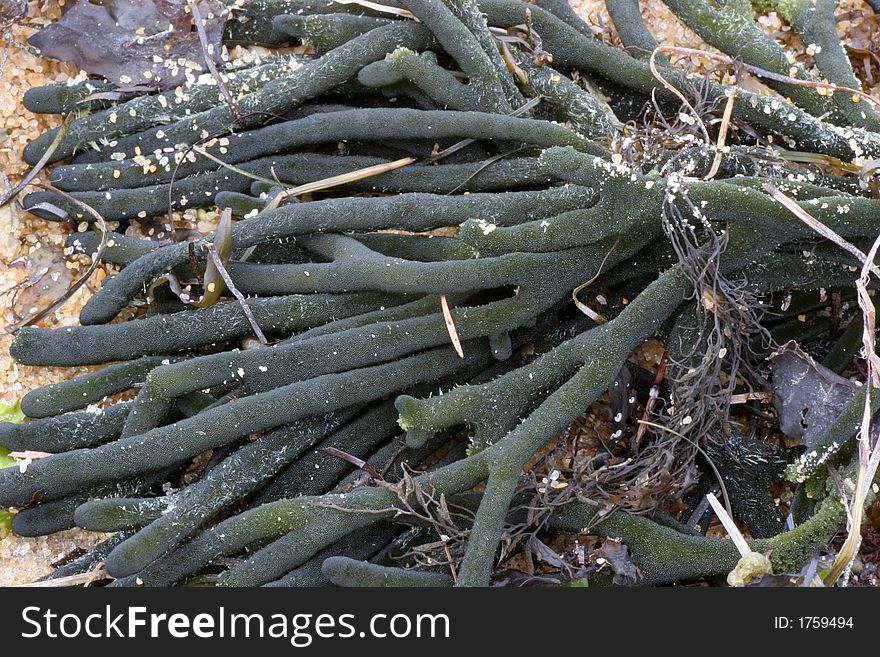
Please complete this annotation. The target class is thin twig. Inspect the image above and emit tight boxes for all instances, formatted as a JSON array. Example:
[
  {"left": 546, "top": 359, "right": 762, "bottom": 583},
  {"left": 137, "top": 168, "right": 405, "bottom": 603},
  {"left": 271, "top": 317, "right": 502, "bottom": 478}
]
[
  {"left": 323, "top": 447, "right": 380, "bottom": 479},
  {"left": 0, "top": 114, "right": 73, "bottom": 207},
  {"left": 825, "top": 229, "right": 880, "bottom": 585},
  {"left": 633, "top": 349, "right": 667, "bottom": 447},
  {"left": 204, "top": 241, "right": 268, "bottom": 345},
  {"left": 572, "top": 239, "right": 619, "bottom": 324},
  {"left": 424, "top": 96, "right": 541, "bottom": 164},
  {"left": 638, "top": 419, "right": 733, "bottom": 518},
  {"left": 6, "top": 186, "right": 108, "bottom": 333},
  {"left": 263, "top": 157, "right": 416, "bottom": 211},
  {"left": 186, "top": 1, "right": 243, "bottom": 126},
  {"left": 192, "top": 145, "right": 280, "bottom": 185},
  {"left": 764, "top": 183, "right": 880, "bottom": 278}
]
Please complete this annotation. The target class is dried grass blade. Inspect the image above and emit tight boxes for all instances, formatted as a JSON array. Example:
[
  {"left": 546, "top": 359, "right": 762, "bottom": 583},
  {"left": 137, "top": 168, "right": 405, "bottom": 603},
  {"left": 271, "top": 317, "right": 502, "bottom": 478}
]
[
  {"left": 440, "top": 293, "right": 464, "bottom": 358},
  {"left": 18, "top": 568, "right": 109, "bottom": 588},
  {"left": 331, "top": 0, "right": 416, "bottom": 19},
  {"left": 263, "top": 156, "right": 416, "bottom": 211},
  {"left": 764, "top": 183, "right": 880, "bottom": 277},
  {"left": 706, "top": 492, "right": 751, "bottom": 558}
]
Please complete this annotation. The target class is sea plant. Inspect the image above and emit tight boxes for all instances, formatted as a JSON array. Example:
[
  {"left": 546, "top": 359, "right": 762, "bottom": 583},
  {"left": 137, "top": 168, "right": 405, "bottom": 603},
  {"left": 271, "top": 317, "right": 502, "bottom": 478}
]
[{"left": 2, "top": 0, "right": 880, "bottom": 587}]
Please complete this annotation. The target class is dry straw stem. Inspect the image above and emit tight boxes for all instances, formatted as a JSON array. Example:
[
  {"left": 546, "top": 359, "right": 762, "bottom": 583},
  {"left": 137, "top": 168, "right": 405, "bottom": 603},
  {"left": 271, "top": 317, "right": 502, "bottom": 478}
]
[
  {"left": 763, "top": 183, "right": 880, "bottom": 279},
  {"left": 202, "top": 210, "right": 268, "bottom": 345},
  {"left": 703, "top": 87, "right": 736, "bottom": 182},
  {"left": 706, "top": 492, "right": 750, "bottom": 558},
  {"left": 332, "top": 0, "right": 417, "bottom": 20},
  {"left": 571, "top": 238, "right": 619, "bottom": 324},
  {"left": 17, "top": 568, "right": 108, "bottom": 588},
  {"left": 264, "top": 156, "right": 416, "bottom": 210},
  {"left": 824, "top": 230, "right": 880, "bottom": 586}
]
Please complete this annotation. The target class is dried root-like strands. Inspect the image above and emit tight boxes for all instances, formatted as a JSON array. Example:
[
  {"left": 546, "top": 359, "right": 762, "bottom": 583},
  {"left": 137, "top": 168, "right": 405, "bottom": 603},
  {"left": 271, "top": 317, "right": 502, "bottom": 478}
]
[
  {"left": 217, "top": 187, "right": 880, "bottom": 584},
  {"left": 321, "top": 557, "right": 454, "bottom": 587},
  {"left": 78, "top": 185, "right": 595, "bottom": 325},
  {"left": 12, "top": 292, "right": 405, "bottom": 366}
]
